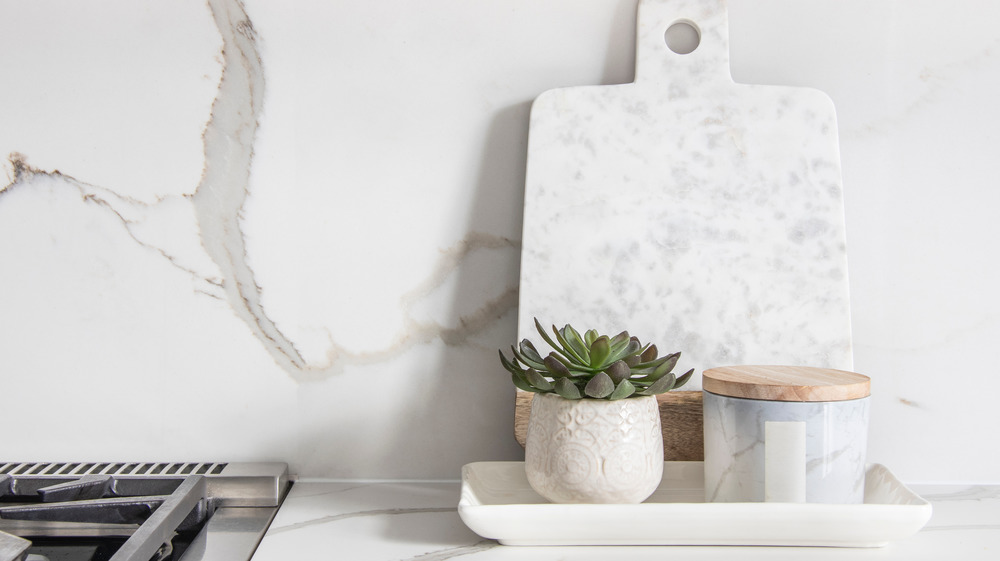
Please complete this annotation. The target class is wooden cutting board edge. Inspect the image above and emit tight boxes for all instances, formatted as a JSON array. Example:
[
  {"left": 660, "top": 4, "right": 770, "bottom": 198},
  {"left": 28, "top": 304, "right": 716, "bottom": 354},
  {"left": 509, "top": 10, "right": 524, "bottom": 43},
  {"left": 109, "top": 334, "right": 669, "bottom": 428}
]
[{"left": 513, "top": 390, "right": 704, "bottom": 461}]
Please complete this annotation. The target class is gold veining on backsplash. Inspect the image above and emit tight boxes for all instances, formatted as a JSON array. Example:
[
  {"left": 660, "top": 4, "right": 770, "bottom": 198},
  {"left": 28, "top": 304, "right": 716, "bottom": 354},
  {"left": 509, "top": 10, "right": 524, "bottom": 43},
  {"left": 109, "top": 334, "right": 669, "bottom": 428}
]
[
  {"left": 2, "top": 153, "right": 225, "bottom": 299},
  {"left": 192, "top": 0, "right": 298, "bottom": 370},
  {"left": 293, "top": 233, "right": 520, "bottom": 382},
  {"left": 2, "top": 1, "right": 520, "bottom": 384},
  {"left": 189, "top": 0, "right": 521, "bottom": 382},
  {"left": 5, "top": 152, "right": 44, "bottom": 185}
]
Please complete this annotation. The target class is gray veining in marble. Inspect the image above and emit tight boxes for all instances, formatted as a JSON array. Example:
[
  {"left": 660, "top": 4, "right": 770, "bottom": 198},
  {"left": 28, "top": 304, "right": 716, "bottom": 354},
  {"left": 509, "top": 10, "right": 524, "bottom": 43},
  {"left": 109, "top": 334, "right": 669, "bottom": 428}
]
[
  {"left": 402, "top": 540, "right": 498, "bottom": 561},
  {"left": 919, "top": 486, "right": 1000, "bottom": 501},
  {"left": 517, "top": 0, "right": 852, "bottom": 378},
  {"left": 267, "top": 506, "right": 457, "bottom": 534}
]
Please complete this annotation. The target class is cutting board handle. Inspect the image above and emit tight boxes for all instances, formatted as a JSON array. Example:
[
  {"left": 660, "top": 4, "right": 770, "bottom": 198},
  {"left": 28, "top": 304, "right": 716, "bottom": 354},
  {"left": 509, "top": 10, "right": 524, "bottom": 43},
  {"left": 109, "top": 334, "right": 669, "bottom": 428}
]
[{"left": 635, "top": 0, "right": 733, "bottom": 86}]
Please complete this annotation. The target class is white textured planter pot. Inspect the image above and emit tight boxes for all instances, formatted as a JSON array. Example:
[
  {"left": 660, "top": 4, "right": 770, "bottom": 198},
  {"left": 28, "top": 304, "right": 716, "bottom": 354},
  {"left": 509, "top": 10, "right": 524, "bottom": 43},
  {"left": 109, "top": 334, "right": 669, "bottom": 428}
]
[{"left": 525, "top": 393, "right": 663, "bottom": 504}]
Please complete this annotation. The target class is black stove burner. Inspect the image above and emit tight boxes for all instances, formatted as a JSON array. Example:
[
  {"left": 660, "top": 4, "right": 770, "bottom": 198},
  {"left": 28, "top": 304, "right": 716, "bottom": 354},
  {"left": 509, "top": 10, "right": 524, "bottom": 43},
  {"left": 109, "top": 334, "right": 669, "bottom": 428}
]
[
  {"left": 1, "top": 473, "right": 211, "bottom": 561},
  {"left": 24, "top": 538, "right": 134, "bottom": 561}
]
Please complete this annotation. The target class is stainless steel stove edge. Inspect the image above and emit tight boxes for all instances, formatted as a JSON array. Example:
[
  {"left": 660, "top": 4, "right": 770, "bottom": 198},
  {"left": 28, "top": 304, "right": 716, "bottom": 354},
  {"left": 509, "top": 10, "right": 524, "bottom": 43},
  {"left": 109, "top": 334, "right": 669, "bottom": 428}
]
[
  {"left": 1, "top": 461, "right": 291, "bottom": 561},
  {"left": 0, "top": 462, "right": 289, "bottom": 508}
]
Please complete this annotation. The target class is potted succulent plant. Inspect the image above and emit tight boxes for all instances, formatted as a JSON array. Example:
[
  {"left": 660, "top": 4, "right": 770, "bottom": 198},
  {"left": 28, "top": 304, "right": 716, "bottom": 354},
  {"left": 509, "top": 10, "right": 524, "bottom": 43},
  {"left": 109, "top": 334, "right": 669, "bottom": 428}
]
[{"left": 500, "top": 318, "right": 693, "bottom": 504}]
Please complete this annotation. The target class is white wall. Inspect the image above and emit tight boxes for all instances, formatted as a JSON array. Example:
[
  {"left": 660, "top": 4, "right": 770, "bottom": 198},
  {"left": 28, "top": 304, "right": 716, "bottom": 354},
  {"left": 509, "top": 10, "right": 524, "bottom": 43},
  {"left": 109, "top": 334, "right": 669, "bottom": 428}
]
[{"left": 0, "top": 0, "right": 996, "bottom": 482}]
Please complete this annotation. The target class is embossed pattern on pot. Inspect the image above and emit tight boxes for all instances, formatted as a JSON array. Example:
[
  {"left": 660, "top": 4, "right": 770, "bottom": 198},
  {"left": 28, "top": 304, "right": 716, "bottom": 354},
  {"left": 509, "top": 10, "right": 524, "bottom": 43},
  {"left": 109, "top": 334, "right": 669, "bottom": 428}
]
[{"left": 525, "top": 393, "right": 663, "bottom": 503}]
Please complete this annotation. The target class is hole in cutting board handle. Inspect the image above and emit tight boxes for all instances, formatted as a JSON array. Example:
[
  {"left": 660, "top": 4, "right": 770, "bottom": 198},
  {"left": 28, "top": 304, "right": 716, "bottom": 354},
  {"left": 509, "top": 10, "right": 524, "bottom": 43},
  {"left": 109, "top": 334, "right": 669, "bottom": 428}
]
[{"left": 664, "top": 20, "right": 700, "bottom": 54}]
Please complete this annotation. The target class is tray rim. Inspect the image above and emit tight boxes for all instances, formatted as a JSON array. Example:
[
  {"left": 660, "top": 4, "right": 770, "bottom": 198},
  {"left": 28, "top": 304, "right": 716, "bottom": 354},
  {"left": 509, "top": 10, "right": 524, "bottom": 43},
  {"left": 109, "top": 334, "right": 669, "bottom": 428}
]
[{"left": 458, "top": 461, "right": 933, "bottom": 547}]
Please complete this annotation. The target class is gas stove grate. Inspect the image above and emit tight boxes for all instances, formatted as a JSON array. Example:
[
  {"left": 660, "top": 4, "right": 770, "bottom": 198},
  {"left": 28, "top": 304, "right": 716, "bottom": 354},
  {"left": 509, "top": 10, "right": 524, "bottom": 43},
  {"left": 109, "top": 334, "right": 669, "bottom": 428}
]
[
  {"left": 0, "top": 463, "right": 228, "bottom": 478},
  {"left": 0, "top": 462, "right": 288, "bottom": 561}
]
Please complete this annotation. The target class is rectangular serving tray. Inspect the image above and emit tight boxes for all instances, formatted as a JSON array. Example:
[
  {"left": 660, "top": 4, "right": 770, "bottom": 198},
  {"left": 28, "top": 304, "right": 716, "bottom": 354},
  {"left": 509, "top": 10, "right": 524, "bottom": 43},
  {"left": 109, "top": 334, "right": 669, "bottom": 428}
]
[{"left": 458, "top": 461, "right": 932, "bottom": 547}]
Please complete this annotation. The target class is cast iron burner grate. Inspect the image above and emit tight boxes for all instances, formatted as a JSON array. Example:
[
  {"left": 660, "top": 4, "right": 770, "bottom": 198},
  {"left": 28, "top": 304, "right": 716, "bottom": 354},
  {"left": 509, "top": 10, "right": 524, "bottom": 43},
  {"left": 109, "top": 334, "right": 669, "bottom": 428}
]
[{"left": 0, "top": 462, "right": 288, "bottom": 561}]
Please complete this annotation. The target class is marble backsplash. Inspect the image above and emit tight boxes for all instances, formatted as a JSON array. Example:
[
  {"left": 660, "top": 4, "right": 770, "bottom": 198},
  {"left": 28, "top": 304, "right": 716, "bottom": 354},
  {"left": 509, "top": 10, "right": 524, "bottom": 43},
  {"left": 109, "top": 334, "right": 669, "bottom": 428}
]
[{"left": 1, "top": 0, "right": 998, "bottom": 482}]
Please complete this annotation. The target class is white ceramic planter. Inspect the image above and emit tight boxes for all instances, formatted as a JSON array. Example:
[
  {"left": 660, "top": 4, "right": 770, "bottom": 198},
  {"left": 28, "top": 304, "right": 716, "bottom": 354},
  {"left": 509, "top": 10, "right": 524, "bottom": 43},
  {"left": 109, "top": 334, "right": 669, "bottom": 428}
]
[
  {"left": 702, "top": 365, "right": 871, "bottom": 504},
  {"left": 524, "top": 392, "right": 663, "bottom": 504}
]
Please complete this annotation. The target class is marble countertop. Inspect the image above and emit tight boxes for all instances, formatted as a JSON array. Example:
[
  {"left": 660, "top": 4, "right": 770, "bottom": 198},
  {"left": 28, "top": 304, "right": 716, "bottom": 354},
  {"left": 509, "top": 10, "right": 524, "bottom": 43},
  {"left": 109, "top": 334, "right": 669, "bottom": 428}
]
[{"left": 251, "top": 479, "right": 1000, "bottom": 560}]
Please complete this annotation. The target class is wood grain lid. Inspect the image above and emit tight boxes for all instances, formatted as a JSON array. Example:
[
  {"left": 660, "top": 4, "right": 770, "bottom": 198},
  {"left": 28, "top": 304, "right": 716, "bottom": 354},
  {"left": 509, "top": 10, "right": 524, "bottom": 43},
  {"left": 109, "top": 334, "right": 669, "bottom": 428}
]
[{"left": 703, "top": 365, "right": 870, "bottom": 402}]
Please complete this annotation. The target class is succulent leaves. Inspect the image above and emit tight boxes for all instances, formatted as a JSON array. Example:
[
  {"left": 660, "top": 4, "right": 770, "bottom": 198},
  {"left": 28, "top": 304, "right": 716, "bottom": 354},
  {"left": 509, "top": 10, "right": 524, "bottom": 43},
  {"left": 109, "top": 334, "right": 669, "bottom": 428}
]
[
  {"left": 609, "top": 379, "right": 637, "bottom": 401},
  {"left": 605, "top": 360, "right": 630, "bottom": 385},
  {"left": 584, "top": 371, "right": 615, "bottom": 398},
  {"left": 498, "top": 318, "right": 692, "bottom": 400},
  {"left": 554, "top": 377, "right": 582, "bottom": 399}
]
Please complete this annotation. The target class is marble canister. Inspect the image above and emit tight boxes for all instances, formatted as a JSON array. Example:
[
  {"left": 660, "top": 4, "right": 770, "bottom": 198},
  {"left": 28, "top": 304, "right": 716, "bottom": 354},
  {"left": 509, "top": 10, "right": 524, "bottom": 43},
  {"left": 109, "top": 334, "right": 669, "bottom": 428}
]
[{"left": 702, "top": 366, "right": 871, "bottom": 504}]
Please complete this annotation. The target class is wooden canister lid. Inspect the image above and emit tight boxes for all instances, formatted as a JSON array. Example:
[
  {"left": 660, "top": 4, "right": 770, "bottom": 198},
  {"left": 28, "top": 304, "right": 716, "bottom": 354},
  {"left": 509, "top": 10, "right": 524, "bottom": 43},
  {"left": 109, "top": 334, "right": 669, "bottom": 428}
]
[{"left": 703, "top": 365, "right": 870, "bottom": 402}]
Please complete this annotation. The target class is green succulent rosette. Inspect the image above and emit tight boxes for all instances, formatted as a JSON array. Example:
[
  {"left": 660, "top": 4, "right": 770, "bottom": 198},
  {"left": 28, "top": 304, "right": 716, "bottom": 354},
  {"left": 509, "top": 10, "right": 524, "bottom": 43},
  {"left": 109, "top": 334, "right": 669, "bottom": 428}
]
[{"left": 499, "top": 318, "right": 693, "bottom": 400}]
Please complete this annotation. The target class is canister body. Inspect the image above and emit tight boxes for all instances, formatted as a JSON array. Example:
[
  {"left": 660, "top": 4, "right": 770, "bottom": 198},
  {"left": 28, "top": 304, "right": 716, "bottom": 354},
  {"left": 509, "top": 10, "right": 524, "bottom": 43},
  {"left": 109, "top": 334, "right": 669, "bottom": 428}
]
[{"left": 703, "top": 390, "right": 869, "bottom": 503}]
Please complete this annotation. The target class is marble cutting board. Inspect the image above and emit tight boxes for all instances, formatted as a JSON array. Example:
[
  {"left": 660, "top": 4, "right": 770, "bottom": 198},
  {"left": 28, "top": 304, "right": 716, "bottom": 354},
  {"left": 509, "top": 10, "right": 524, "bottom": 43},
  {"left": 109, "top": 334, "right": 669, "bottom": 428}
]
[{"left": 517, "top": 0, "right": 853, "bottom": 383}]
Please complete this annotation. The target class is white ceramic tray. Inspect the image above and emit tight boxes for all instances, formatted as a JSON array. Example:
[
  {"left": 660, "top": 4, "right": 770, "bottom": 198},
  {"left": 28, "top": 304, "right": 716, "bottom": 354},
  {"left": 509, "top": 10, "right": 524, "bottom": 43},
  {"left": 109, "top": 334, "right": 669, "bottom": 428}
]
[{"left": 458, "top": 461, "right": 932, "bottom": 547}]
